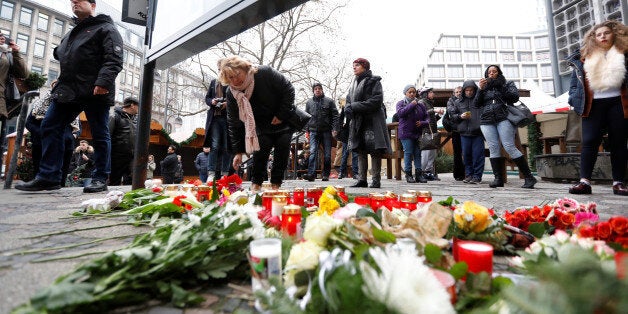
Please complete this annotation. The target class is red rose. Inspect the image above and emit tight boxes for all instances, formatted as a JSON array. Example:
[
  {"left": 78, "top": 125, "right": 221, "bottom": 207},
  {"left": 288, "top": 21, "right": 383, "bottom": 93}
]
[
  {"left": 596, "top": 222, "right": 612, "bottom": 240},
  {"left": 265, "top": 215, "right": 281, "bottom": 229},
  {"left": 578, "top": 225, "right": 596, "bottom": 238},
  {"left": 528, "top": 206, "right": 541, "bottom": 221},
  {"left": 614, "top": 236, "right": 628, "bottom": 249},
  {"left": 542, "top": 205, "right": 552, "bottom": 217},
  {"left": 515, "top": 209, "right": 529, "bottom": 221},
  {"left": 560, "top": 212, "right": 575, "bottom": 227},
  {"left": 609, "top": 216, "right": 628, "bottom": 235}
]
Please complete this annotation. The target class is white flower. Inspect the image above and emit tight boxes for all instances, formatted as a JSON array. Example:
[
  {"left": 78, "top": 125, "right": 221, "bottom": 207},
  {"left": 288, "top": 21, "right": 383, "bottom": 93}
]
[
  {"left": 284, "top": 241, "right": 324, "bottom": 286},
  {"left": 553, "top": 229, "right": 570, "bottom": 243},
  {"left": 509, "top": 256, "right": 525, "bottom": 268},
  {"left": 390, "top": 208, "right": 409, "bottom": 224},
  {"left": 360, "top": 246, "right": 455, "bottom": 314},
  {"left": 303, "top": 214, "right": 341, "bottom": 247}
]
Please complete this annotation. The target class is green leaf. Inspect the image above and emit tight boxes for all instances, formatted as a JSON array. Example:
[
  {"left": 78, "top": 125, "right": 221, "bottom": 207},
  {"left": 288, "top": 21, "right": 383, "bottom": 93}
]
[
  {"left": 449, "top": 262, "right": 468, "bottom": 280},
  {"left": 528, "top": 222, "right": 547, "bottom": 238},
  {"left": 356, "top": 208, "right": 381, "bottom": 225},
  {"left": 30, "top": 282, "right": 96, "bottom": 311},
  {"left": 423, "top": 244, "right": 443, "bottom": 264},
  {"left": 491, "top": 276, "right": 514, "bottom": 292},
  {"left": 371, "top": 227, "right": 395, "bottom": 243}
]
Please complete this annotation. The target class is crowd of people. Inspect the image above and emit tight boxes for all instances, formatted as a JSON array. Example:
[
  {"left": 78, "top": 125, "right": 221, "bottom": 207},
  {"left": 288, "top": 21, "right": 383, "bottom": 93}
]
[{"left": 6, "top": 3, "right": 625, "bottom": 198}]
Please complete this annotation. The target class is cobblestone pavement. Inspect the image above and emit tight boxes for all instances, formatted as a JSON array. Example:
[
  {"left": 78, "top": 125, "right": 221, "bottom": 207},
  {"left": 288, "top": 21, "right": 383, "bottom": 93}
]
[{"left": 0, "top": 174, "right": 626, "bottom": 313}]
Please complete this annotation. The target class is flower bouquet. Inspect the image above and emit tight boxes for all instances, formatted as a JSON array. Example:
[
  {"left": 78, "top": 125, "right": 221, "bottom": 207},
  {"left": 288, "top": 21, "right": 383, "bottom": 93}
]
[{"left": 446, "top": 199, "right": 510, "bottom": 251}]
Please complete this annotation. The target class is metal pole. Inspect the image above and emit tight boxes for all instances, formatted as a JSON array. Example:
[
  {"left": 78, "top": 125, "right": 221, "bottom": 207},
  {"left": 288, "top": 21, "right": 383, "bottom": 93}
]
[
  {"left": 132, "top": 60, "right": 156, "bottom": 189},
  {"left": 4, "top": 91, "right": 39, "bottom": 189}
]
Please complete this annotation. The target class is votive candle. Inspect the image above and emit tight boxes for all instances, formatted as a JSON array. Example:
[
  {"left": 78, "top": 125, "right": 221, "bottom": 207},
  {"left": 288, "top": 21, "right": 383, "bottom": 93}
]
[{"left": 457, "top": 241, "right": 493, "bottom": 276}]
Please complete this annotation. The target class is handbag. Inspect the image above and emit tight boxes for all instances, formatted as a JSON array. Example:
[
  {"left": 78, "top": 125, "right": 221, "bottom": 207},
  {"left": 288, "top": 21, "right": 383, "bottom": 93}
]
[
  {"left": 419, "top": 126, "right": 441, "bottom": 150},
  {"left": 4, "top": 74, "right": 22, "bottom": 106},
  {"left": 286, "top": 106, "right": 311, "bottom": 131},
  {"left": 506, "top": 101, "right": 534, "bottom": 128},
  {"left": 441, "top": 111, "right": 456, "bottom": 132}
]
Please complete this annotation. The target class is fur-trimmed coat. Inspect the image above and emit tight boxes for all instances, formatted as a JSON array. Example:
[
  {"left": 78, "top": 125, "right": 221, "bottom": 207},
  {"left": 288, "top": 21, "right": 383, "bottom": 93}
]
[{"left": 566, "top": 47, "right": 628, "bottom": 118}]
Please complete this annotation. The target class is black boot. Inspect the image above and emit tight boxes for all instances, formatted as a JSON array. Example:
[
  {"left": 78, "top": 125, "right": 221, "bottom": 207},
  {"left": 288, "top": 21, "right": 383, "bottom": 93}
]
[
  {"left": 489, "top": 158, "right": 504, "bottom": 188},
  {"left": 405, "top": 171, "right": 415, "bottom": 183},
  {"left": 215, "top": 171, "right": 222, "bottom": 180},
  {"left": 513, "top": 156, "right": 537, "bottom": 189},
  {"left": 369, "top": 179, "right": 381, "bottom": 188},
  {"left": 415, "top": 169, "right": 427, "bottom": 183},
  {"left": 351, "top": 180, "right": 368, "bottom": 188}
]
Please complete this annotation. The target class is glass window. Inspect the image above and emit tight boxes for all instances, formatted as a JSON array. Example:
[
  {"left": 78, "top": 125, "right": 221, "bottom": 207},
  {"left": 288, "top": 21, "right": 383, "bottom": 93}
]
[
  {"left": 522, "top": 65, "right": 537, "bottom": 78},
  {"left": 503, "top": 65, "right": 519, "bottom": 78},
  {"left": 427, "top": 65, "right": 445, "bottom": 78},
  {"left": 499, "top": 37, "right": 513, "bottom": 49},
  {"left": 501, "top": 52, "right": 515, "bottom": 62},
  {"left": 516, "top": 37, "right": 531, "bottom": 49},
  {"left": 16, "top": 33, "right": 28, "bottom": 53},
  {"left": 134, "top": 73, "right": 140, "bottom": 88},
  {"left": 463, "top": 36, "right": 478, "bottom": 49},
  {"left": 34, "top": 38, "right": 46, "bottom": 58},
  {"left": 53, "top": 19, "right": 64, "bottom": 36},
  {"left": 120, "top": 70, "right": 126, "bottom": 84},
  {"left": 444, "top": 36, "right": 460, "bottom": 48},
  {"left": 430, "top": 51, "right": 444, "bottom": 63},
  {"left": 126, "top": 71, "right": 133, "bottom": 85},
  {"left": 37, "top": 13, "right": 49, "bottom": 31},
  {"left": 518, "top": 52, "right": 533, "bottom": 62},
  {"left": 47, "top": 69, "right": 59, "bottom": 86},
  {"left": 31, "top": 65, "right": 43, "bottom": 74},
  {"left": 134, "top": 53, "right": 142, "bottom": 67},
  {"left": 0, "top": 1, "right": 14, "bottom": 20},
  {"left": 123, "top": 49, "right": 128, "bottom": 63},
  {"left": 116, "top": 90, "right": 124, "bottom": 102},
  {"left": 541, "top": 80, "right": 554, "bottom": 94},
  {"left": 536, "top": 51, "right": 550, "bottom": 61},
  {"left": 480, "top": 37, "right": 495, "bottom": 49},
  {"left": 448, "top": 65, "right": 463, "bottom": 78},
  {"left": 535, "top": 36, "right": 549, "bottom": 49},
  {"left": 446, "top": 51, "right": 461, "bottom": 62},
  {"left": 0, "top": 28, "right": 10, "bottom": 38},
  {"left": 466, "top": 65, "right": 482, "bottom": 79},
  {"left": 19, "top": 6, "right": 32, "bottom": 26},
  {"left": 447, "top": 81, "right": 464, "bottom": 89},
  {"left": 430, "top": 81, "right": 446, "bottom": 88},
  {"left": 481, "top": 52, "right": 496, "bottom": 62},
  {"left": 128, "top": 52, "right": 134, "bottom": 66},
  {"left": 540, "top": 64, "right": 552, "bottom": 77},
  {"left": 465, "top": 52, "right": 479, "bottom": 62}
]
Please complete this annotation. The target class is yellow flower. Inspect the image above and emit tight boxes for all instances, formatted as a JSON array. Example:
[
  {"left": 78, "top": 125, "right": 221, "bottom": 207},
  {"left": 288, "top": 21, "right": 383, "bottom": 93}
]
[
  {"left": 453, "top": 201, "right": 490, "bottom": 233},
  {"left": 316, "top": 186, "right": 341, "bottom": 216}
]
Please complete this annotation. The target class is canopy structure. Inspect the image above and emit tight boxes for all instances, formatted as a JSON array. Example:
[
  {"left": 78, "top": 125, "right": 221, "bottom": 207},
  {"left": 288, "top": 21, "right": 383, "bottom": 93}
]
[{"left": 519, "top": 79, "right": 570, "bottom": 114}]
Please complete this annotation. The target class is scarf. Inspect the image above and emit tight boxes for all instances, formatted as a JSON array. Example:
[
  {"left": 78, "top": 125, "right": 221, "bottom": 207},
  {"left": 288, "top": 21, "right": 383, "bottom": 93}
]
[
  {"left": 584, "top": 45, "right": 626, "bottom": 92},
  {"left": 229, "top": 69, "right": 260, "bottom": 155}
]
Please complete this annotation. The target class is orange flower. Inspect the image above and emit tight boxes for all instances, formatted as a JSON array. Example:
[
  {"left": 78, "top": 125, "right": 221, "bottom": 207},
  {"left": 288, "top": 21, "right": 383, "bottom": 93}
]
[
  {"left": 515, "top": 209, "right": 529, "bottom": 221},
  {"left": 560, "top": 212, "right": 575, "bottom": 227},
  {"left": 542, "top": 205, "right": 552, "bottom": 217},
  {"left": 596, "top": 222, "right": 612, "bottom": 240},
  {"left": 609, "top": 216, "right": 628, "bottom": 235}
]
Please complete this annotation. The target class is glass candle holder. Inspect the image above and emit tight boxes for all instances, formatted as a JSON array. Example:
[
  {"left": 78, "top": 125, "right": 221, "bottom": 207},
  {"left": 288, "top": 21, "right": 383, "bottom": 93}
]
[
  {"left": 457, "top": 241, "right": 493, "bottom": 276},
  {"left": 400, "top": 193, "right": 418, "bottom": 211},
  {"left": 271, "top": 190, "right": 289, "bottom": 217},
  {"left": 262, "top": 190, "right": 277, "bottom": 212},
  {"left": 370, "top": 194, "right": 386, "bottom": 210},
  {"left": 196, "top": 186, "right": 212, "bottom": 202},
  {"left": 416, "top": 190, "right": 433, "bottom": 203},
  {"left": 292, "top": 187, "right": 305, "bottom": 206},
  {"left": 353, "top": 196, "right": 371, "bottom": 207},
  {"left": 281, "top": 204, "right": 302, "bottom": 237}
]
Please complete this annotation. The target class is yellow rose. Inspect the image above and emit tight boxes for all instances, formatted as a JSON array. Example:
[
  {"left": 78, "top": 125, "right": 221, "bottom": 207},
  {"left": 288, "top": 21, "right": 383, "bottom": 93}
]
[
  {"left": 454, "top": 201, "right": 490, "bottom": 233},
  {"left": 317, "top": 192, "right": 341, "bottom": 216}
]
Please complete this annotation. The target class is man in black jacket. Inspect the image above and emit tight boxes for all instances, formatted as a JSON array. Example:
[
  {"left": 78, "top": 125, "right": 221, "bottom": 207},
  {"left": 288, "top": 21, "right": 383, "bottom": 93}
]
[
  {"left": 16, "top": 0, "right": 123, "bottom": 193},
  {"left": 160, "top": 145, "right": 179, "bottom": 184},
  {"left": 108, "top": 97, "right": 138, "bottom": 185},
  {"left": 302, "top": 83, "right": 339, "bottom": 182}
]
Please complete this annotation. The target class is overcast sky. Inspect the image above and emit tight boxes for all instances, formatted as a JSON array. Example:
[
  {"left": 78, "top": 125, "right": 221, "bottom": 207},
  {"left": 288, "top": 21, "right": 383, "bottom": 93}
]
[{"left": 80, "top": 0, "right": 544, "bottom": 99}]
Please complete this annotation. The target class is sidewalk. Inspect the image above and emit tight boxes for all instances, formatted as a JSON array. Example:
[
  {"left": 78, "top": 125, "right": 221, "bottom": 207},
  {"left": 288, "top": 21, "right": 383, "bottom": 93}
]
[{"left": 0, "top": 174, "right": 626, "bottom": 313}]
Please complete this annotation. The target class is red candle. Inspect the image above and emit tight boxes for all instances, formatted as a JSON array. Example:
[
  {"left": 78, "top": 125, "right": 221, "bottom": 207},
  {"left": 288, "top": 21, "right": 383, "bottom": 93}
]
[
  {"left": 616, "top": 251, "right": 628, "bottom": 279},
  {"left": 292, "top": 188, "right": 305, "bottom": 206},
  {"left": 400, "top": 193, "right": 418, "bottom": 211},
  {"left": 281, "top": 205, "right": 302, "bottom": 237},
  {"left": 262, "top": 190, "right": 276, "bottom": 211},
  {"left": 416, "top": 190, "right": 432, "bottom": 203},
  {"left": 370, "top": 194, "right": 386, "bottom": 210},
  {"left": 457, "top": 241, "right": 493, "bottom": 276},
  {"left": 353, "top": 196, "right": 371, "bottom": 207}
]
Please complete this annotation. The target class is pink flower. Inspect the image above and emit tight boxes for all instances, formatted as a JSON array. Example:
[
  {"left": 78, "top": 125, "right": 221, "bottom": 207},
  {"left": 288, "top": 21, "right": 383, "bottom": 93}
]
[
  {"left": 578, "top": 201, "right": 598, "bottom": 214},
  {"left": 555, "top": 197, "right": 579, "bottom": 213},
  {"left": 574, "top": 212, "right": 599, "bottom": 227}
]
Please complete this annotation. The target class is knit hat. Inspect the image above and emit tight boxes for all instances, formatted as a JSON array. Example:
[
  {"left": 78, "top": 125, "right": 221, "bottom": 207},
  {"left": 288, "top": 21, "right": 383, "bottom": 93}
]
[
  {"left": 353, "top": 58, "right": 370, "bottom": 70},
  {"left": 312, "top": 82, "right": 323, "bottom": 91},
  {"left": 88, "top": 0, "right": 96, "bottom": 3},
  {"left": 403, "top": 84, "right": 416, "bottom": 94},
  {"left": 123, "top": 97, "right": 139, "bottom": 107}
]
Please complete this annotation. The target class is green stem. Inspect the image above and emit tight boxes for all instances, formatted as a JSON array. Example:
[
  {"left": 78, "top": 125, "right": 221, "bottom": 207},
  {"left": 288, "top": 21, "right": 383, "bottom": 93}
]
[
  {"left": 31, "top": 251, "right": 108, "bottom": 263},
  {"left": 8, "top": 234, "right": 138, "bottom": 255},
  {"left": 23, "top": 222, "right": 147, "bottom": 239}
]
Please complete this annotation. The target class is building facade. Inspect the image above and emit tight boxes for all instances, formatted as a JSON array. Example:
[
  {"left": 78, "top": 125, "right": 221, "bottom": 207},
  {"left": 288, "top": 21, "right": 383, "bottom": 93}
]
[
  {"left": 0, "top": 0, "right": 207, "bottom": 135},
  {"left": 547, "top": 0, "right": 628, "bottom": 94},
  {"left": 417, "top": 32, "right": 554, "bottom": 96}
]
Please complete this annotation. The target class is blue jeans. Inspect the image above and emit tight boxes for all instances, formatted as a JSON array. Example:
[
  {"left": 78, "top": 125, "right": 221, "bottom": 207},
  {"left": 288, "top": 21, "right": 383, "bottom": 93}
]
[
  {"left": 339, "top": 141, "right": 358, "bottom": 176},
  {"left": 307, "top": 131, "right": 332, "bottom": 177},
  {"left": 480, "top": 120, "right": 522, "bottom": 159},
  {"left": 461, "top": 135, "right": 485, "bottom": 179},
  {"left": 400, "top": 138, "right": 422, "bottom": 173},
  {"left": 209, "top": 116, "right": 232, "bottom": 173},
  {"left": 38, "top": 100, "right": 110, "bottom": 183}
]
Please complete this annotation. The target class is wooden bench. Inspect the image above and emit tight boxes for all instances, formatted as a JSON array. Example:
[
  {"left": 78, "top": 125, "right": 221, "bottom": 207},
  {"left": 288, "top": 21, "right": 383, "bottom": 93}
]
[{"left": 539, "top": 135, "right": 567, "bottom": 154}]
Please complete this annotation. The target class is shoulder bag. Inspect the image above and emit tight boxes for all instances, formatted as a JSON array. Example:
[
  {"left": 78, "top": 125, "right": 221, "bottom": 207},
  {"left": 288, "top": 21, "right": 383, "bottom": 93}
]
[
  {"left": 419, "top": 126, "right": 441, "bottom": 150},
  {"left": 286, "top": 106, "right": 311, "bottom": 131},
  {"left": 506, "top": 101, "right": 534, "bottom": 128}
]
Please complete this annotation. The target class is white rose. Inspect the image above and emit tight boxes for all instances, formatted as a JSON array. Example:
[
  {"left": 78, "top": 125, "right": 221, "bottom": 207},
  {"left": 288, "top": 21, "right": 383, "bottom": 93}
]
[
  {"left": 284, "top": 241, "right": 324, "bottom": 286},
  {"left": 303, "top": 214, "right": 340, "bottom": 247}
]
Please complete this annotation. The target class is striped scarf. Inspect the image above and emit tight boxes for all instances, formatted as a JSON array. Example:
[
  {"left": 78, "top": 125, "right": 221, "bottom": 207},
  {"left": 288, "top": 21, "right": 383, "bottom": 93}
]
[{"left": 230, "top": 69, "right": 259, "bottom": 154}]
